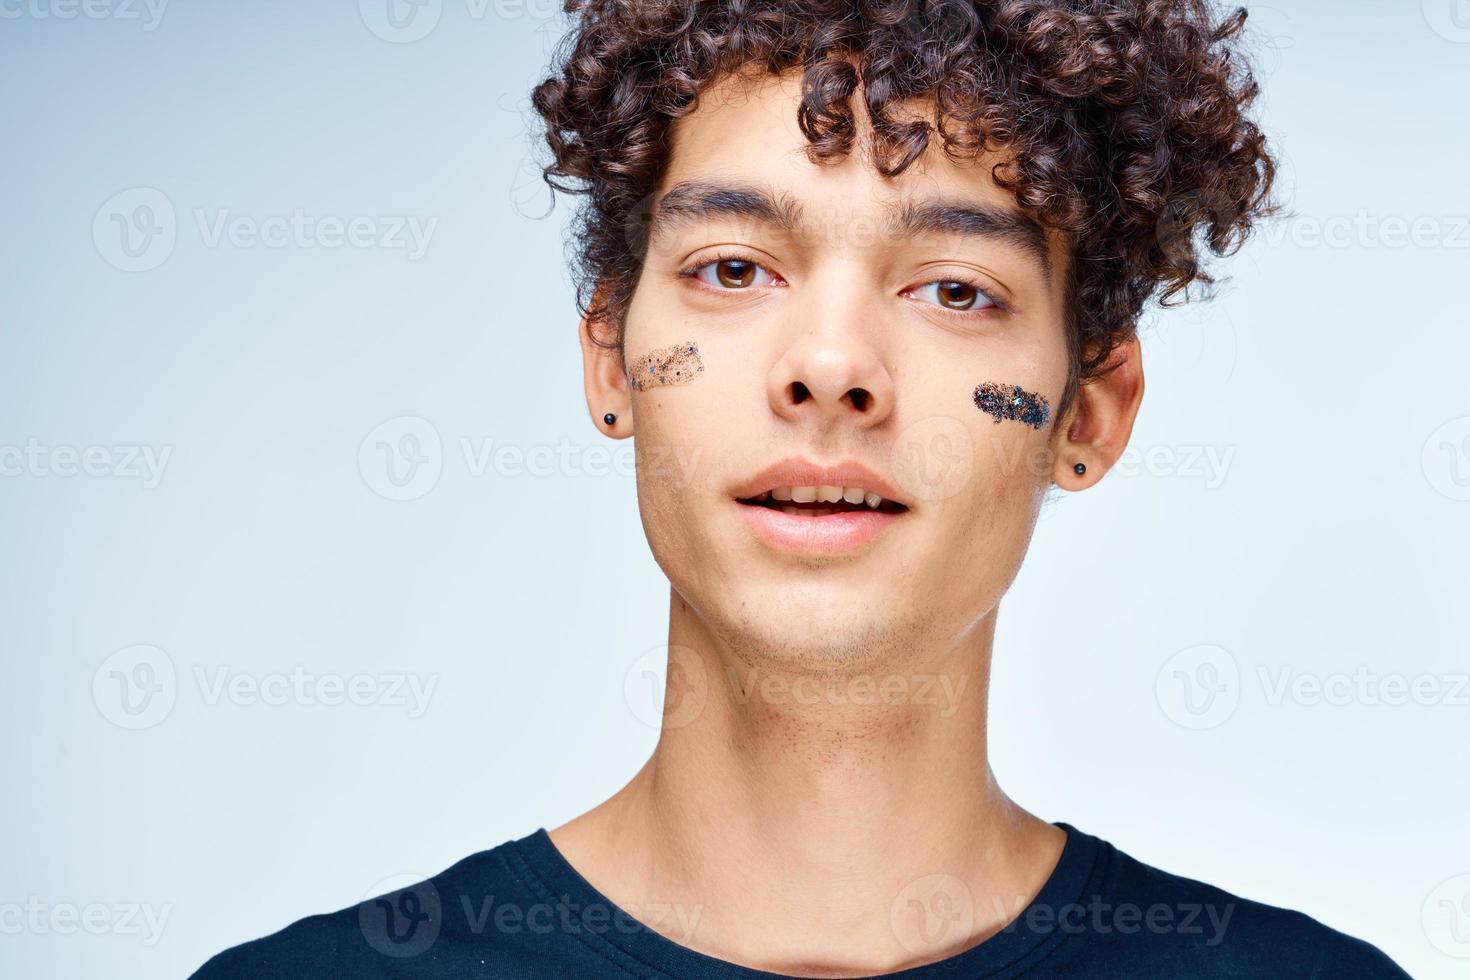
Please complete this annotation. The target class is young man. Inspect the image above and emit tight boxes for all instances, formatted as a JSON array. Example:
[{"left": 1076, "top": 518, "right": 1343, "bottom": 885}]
[{"left": 195, "top": 2, "right": 1409, "bottom": 976}]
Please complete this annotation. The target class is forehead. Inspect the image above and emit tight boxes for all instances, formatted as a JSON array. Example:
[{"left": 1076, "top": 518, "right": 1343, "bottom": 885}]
[{"left": 660, "top": 66, "right": 1050, "bottom": 239}]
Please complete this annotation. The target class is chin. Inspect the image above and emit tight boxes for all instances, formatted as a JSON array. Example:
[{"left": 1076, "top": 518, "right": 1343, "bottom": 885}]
[{"left": 697, "top": 579, "right": 941, "bottom": 675}]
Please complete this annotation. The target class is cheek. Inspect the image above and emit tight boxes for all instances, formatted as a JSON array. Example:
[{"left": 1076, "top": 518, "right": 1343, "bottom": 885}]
[
  {"left": 624, "top": 354, "right": 729, "bottom": 551},
  {"left": 631, "top": 426, "right": 706, "bottom": 573},
  {"left": 626, "top": 341, "right": 705, "bottom": 392},
  {"left": 919, "top": 426, "right": 1051, "bottom": 613},
  {"left": 966, "top": 377, "right": 1061, "bottom": 498},
  {"left": 887, "top": 343, "right": 1065, "bottom": 507},
  {"left": 971, "top": 381, "right": 1052, "bottom": 430},
  {"left": 627, "top": 318, "right": 767, "bottom": 449}
]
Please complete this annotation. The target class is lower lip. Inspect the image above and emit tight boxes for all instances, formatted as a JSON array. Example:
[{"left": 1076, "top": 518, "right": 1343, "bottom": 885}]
[{"left": 736, "top": 501, "right": 903, "bottom": 555}]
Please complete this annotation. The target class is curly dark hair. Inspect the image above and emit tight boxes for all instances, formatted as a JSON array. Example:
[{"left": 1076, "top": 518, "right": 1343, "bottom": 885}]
[{"left": 530, "top": 0, "right": 1276, "bottom": 415}]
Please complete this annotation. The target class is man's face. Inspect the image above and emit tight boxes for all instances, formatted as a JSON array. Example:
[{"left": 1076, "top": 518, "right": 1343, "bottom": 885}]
[{"left": 616, "top": 67, "right": 1074, "bottom": 671}]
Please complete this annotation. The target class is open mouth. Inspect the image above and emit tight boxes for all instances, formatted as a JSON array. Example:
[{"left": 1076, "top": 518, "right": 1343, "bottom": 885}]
[
  {"left": 736, "top": 486, "right": 909, "bottom": 517},
  {"left": 733, "top": 464, "right": 909, "bottom": 554}
]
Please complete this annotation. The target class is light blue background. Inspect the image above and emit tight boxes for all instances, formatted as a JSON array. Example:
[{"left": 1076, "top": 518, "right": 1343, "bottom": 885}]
[{"left": 3, "top": 2, "right": 1468, "bottom": 977}]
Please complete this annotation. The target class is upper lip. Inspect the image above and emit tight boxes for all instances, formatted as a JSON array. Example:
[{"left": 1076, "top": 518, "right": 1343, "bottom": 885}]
[{"left": 732, "top": 457, "right": 910, "bottom": 508}]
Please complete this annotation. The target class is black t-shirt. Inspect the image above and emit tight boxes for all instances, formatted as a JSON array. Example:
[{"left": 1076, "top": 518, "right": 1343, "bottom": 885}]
[{"left": 190, "top": 822, "right": 1409, "bottom": 978}]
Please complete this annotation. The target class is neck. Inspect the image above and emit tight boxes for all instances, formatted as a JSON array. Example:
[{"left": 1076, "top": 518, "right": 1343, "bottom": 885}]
[{"left": 550, "top": 588, "right": 1065, "bottom": 977}]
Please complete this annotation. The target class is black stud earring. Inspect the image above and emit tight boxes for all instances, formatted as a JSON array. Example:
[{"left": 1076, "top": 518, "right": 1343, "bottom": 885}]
[
  {"left": 603, "top": 413, "right": 617, "bottom": 427},
  {"left": 1073, "top": 462, "right": 1087, "bottom": 476}
]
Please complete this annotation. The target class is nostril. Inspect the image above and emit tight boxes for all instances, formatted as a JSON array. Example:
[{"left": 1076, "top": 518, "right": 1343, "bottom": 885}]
[
  {"left": 847, "top": 388, "right": 871, "bottom": 412},
  {"left": 789, "top": 381, "right": 811, "bottom": 405}
]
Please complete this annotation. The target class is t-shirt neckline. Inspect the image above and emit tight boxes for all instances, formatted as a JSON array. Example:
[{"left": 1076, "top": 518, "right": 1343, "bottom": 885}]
[{"left": 504, "top": 821, "right": 1104, "bottom": 979}]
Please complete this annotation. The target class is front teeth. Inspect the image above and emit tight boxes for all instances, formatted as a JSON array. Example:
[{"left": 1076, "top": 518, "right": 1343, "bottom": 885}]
[{"left": 763, "top": 486, "right": 885, "bottom": 509}]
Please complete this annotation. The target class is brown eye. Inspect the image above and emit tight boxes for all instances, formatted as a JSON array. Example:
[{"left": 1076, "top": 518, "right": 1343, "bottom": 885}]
[
  {"left": 908, "top": 278, "right": 999, "bottom": 314},
  {"left": 716, "top": 259, "right": 756, "bottom": 288},
  {"left": 936, "top": 280, "right": 978, "bottom": 310},
  {"left": 690, "top": 255, "right": 778, "bottom": 292}
]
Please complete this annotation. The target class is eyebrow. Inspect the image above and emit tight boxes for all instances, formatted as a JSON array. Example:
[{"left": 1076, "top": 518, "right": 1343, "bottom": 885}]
[
  {"left": 649, "top": 179, "right": 1052, "bottom": 280},
  {"left": 886, "top": 197, "right": 1052, "bottom": 282},
  {"left": 650, "top": 180, "right": 806, "bottom": 241}
]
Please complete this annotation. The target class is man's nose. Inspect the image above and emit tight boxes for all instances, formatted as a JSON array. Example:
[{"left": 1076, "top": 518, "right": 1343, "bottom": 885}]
[{"left": 766, "top": 290, "right": 896, "bottom": 431}]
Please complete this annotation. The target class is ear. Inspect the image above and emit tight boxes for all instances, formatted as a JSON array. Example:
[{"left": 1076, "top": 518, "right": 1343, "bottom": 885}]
[
  {"left": 1050, "top": 334, "right": 1145, "bottom": 489},
  {"left": 579, "top": 298, "right": 632, "bottom": 438}
]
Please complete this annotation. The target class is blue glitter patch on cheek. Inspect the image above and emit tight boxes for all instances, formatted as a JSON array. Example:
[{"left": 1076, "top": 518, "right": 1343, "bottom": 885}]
[{"left": 973, "top": 382, "right": 1051, "bottom": 429}]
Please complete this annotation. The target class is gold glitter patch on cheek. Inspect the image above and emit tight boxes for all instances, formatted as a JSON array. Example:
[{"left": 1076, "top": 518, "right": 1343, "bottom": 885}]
[{"left": 625, "top": 341, "right": 705, "bottom": 392}]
